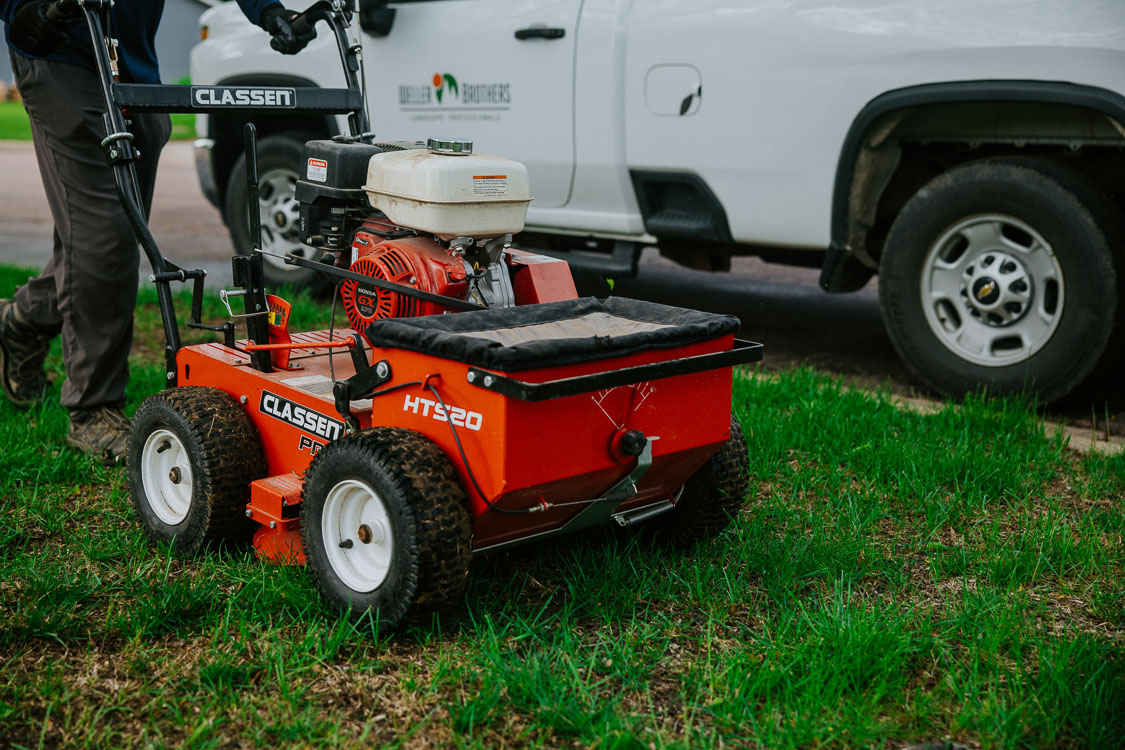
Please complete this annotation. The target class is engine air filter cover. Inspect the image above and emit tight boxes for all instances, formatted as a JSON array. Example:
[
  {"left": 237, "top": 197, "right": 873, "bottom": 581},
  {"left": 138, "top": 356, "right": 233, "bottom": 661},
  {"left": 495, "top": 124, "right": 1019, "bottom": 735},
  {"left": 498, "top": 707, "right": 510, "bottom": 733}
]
[{"left": 296, "top": 140, "right": 386, "bottom": 198}]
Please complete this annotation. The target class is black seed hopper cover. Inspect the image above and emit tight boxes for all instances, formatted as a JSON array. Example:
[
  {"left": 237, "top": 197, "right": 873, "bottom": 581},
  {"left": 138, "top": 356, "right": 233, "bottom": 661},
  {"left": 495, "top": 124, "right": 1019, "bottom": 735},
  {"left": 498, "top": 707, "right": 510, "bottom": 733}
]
[{"left": 364, "top": 297, "right": 740, "bottom": 372}]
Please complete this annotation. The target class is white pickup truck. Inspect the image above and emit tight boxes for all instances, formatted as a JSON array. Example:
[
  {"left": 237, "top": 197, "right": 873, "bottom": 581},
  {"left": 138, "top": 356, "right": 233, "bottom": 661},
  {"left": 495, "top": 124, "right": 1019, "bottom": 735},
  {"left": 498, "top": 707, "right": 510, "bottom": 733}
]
[{"left": 189, "top": 0, "right": 1125, "bottom": 403}]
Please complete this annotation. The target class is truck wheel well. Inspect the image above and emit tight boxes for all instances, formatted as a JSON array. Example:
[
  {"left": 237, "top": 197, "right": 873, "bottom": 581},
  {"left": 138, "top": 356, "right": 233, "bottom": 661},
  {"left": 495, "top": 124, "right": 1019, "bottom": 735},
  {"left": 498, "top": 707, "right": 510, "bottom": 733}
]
[
  {"left": 208, "top": 74, "right": 338, "bottom": 208},
  {"left": 824, "top": 82, "right": 1125, "bottom": 292}
]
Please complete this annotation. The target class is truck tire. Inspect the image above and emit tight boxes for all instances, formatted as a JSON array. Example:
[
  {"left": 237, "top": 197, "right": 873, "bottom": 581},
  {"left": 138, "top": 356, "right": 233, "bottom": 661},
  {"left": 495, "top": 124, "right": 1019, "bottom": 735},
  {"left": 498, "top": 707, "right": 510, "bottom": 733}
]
[
  {"left": 127, "top": 387, "right": 265, "bottom": 554},
  {"left": 642, "top": 415, "right": 750, "bottom": 547},
  {"left": 879, "top": 157, "right": 1120, "bottom": 403},
  {"left": 225, "top": 133, "right": 326, "bottom": 290},
  {"left": 301, "top": 428, "right": 472, "bottom": 628}
]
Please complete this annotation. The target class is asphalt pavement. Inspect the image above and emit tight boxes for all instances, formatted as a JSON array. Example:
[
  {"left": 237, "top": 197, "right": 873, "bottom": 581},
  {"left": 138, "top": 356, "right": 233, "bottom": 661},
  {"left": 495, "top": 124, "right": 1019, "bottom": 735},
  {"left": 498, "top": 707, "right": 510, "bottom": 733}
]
[{"left": 0, "top": 140, "right": 237, "bottom": 287}]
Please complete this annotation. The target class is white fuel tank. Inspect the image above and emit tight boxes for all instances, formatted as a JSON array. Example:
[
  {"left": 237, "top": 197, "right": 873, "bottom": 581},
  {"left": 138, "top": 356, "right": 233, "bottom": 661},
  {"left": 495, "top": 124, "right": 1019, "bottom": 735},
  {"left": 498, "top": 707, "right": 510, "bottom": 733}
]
[{"left": 363, "top": 138, "right": 532, "bottom": 240}]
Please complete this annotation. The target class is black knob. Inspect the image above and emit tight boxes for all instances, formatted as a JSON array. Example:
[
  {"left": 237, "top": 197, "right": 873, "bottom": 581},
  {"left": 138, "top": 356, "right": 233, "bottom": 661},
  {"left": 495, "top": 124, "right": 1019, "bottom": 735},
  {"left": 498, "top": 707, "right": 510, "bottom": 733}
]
[{"left": 620, "top": 430, "right": 647, "bottom": 457}]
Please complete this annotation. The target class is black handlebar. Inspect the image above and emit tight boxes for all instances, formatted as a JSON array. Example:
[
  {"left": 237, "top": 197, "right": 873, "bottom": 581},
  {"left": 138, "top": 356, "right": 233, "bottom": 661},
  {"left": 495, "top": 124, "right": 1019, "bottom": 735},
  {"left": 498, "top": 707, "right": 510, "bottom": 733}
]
[
  {"left": 289, "top": 17, "right": 314, "bottom": 37},
  {"left": 288, "top": 12, "right": 316, "bottom": 37},
  {"left": 45, "top": 0, "right": 81, "bottom": 25},
  {"left": 288, "top": 0, "right": 348, "bottom": 37}
]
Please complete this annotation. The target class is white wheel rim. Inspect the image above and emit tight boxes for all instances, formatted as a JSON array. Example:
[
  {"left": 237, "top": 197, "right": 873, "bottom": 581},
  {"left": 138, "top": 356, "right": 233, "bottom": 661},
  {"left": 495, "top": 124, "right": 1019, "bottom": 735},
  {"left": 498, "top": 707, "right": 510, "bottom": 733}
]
[
  {"left": 322, "top": 479, "right": 395, "bottom": 593},
  {"left": 921, "top": 213, "right": 1065, "bottom": 368},
  {"left": 140, "top": 429, "right": 194, "bottom": 525}
]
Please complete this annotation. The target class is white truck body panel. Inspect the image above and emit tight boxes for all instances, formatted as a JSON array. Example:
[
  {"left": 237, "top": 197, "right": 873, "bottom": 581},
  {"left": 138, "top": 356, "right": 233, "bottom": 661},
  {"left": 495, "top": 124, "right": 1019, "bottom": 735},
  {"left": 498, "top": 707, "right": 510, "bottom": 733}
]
[{"left": 192, "top": 0, "right": 1125, "bottom": 249}]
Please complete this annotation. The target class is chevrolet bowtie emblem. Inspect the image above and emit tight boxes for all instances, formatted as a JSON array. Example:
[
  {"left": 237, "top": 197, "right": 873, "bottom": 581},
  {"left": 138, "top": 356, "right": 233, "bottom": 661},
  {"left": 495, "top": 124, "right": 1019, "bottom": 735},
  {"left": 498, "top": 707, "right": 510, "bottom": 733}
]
[{"left": 976, "top": 281, "right": 997, "bottom": 300}]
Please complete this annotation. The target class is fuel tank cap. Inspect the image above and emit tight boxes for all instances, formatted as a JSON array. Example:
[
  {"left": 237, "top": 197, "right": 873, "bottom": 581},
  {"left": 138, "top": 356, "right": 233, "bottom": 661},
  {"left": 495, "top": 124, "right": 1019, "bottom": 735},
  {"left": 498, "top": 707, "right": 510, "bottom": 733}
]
[{"left": 427, "top": 137, "right": 473, "bottom": 155}]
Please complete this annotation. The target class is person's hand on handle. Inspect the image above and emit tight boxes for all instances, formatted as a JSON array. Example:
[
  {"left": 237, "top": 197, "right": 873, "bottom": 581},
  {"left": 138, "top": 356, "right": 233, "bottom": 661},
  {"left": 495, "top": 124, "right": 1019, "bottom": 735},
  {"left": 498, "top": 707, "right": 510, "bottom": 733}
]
[
  {"left": 9, "top": 0, "right": 79, "bottom": 57},
  {"left": 260, "top": 5, "right": 317, "bottom": 55}
]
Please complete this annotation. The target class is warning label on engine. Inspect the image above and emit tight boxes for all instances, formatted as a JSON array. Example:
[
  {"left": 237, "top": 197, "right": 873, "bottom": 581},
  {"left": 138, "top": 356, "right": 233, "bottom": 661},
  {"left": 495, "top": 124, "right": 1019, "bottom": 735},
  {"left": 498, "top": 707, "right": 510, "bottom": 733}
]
[
  {"left": 307, "top": 158, "right": 328, "bottom": 183},
  {"left": 473, "top": 175, "right": 508, "bottom": 196}
]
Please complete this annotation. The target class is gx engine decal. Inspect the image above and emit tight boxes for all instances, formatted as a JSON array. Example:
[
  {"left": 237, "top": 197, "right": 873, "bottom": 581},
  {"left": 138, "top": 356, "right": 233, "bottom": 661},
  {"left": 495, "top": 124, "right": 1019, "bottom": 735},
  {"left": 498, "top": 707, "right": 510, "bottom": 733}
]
[
  {"left": 191, "top": 86, "right": 296, "bottom": 108},
  {"left": 403, "top": 394, "right": 483, "bottom": 431},
  {"left": 260, "top": 391, "right": 345, "bottom": 441}
]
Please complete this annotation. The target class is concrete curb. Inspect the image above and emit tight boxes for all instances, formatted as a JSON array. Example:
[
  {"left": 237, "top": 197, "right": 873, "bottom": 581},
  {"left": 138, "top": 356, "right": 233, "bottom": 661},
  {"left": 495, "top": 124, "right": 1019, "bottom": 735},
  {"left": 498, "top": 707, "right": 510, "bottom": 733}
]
[{"left": 887, "top": 392, "right": 1125, "bottom": 456}]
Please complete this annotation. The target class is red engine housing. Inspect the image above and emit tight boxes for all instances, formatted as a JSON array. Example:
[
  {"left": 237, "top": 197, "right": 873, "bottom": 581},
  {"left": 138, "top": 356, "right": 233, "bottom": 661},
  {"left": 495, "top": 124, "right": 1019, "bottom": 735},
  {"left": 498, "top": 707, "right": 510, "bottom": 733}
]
[{"left": 340, "top": 223, "right": 468, "bottom": 340}]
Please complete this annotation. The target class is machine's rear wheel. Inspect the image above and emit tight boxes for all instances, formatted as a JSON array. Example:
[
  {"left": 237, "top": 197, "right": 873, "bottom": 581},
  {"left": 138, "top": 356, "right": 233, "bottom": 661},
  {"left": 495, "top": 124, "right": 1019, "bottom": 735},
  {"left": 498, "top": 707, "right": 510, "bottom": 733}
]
[
  {"left": 643, "top": 415, "right": 750, "bottom": 547},
  {"left": 127, "top": 387, "right": 265, "bottom": 554},
  {"left": 301, "top": 428, "right": 472, "bottom": 628}
]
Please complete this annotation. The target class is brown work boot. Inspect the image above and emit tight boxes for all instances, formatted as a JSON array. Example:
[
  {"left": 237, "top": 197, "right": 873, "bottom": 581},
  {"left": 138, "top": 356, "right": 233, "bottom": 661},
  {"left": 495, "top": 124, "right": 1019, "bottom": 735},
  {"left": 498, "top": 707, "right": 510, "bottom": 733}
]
[
  {"left": 0, "top": 298, "right": 50, "bottom": 407},
  {"left": 67, "top": 406, "right": 131, "bottom": 466}
]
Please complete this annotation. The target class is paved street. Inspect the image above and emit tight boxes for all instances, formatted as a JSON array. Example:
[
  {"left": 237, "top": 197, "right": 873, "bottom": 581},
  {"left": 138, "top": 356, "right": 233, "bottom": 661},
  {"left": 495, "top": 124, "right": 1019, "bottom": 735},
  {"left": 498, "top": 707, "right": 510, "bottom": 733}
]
[{"left": 0, "top": 140, "right": 236, "bottom": 286}]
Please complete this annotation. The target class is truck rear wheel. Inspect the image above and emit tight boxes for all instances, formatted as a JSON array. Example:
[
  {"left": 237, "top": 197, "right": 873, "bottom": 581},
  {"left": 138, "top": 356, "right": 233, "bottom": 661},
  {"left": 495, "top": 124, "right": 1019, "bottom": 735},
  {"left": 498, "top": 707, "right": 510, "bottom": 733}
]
[
  {"left": 879, "top": 157, "right": 1120, "bottom": 403},
  {"left": 643, "top": 415, "right": 750, "bottom": 547},
  {"left": 301, "top": 428, "right": 472, "bottom": 628},
  {"left": 225, "top": 133, "right": 326, "bottom": 290},
  {"left": 127, "top": 387, "right": 265, "bottom": 554}
]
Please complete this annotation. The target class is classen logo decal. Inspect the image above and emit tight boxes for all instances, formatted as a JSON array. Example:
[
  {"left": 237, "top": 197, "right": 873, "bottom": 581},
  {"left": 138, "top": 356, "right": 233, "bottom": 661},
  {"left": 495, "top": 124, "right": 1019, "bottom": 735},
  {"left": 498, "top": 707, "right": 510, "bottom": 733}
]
[
  {"left": 191, "top": 86, "right": 296, "bottom": 108},
  {"left": 259, "top": 391, "right": 345, "bottom": 441},
  {"left": 402, "top": 394, "right": 483, "bottom": 431}
]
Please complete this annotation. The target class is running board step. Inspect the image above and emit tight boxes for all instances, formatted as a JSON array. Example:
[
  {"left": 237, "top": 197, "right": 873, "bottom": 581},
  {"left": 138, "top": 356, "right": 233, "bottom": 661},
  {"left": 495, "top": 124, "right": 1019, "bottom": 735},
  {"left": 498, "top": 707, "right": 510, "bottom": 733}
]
[{"left": 529, "top": 240, "right": 641, "bottom": 277}]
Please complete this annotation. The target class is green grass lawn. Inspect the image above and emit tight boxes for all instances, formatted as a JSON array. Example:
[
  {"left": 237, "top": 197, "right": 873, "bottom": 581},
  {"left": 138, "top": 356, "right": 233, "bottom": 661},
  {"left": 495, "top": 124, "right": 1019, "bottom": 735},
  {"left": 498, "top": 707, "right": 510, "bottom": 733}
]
[
  {"left": 0, "top": 100, "right": 196, "bottom": 141},
  {"left": 1, "top": 264, "right": 1123, "bottom": 748},
  {"left": 0, "top": 100, "right": 32, "bottom": 140}
]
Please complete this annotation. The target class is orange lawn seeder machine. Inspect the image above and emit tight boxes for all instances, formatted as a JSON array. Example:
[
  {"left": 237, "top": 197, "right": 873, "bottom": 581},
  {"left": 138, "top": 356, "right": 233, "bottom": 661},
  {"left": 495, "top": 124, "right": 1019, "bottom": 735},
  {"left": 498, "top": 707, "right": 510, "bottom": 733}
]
[{"left": 71, "top": 0, "right": 763, "bottom": 628}]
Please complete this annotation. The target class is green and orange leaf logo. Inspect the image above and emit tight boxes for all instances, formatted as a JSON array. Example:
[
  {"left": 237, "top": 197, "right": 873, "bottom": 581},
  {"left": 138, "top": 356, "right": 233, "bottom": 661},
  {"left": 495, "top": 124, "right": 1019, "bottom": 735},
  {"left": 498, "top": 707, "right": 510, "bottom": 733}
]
[{"left": 433, "top": 73, "right": 458, "bottom": 104}]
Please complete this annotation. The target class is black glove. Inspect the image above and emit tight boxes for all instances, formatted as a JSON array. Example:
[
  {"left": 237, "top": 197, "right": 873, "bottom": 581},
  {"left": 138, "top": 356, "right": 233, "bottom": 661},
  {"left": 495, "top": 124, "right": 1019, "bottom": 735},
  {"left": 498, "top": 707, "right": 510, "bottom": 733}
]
[
  {"left": 260, "top": 6, "right": 316, "bottom": 55},
  {"left": 9, "top": 0, "right": 76, "bottom": 57}
]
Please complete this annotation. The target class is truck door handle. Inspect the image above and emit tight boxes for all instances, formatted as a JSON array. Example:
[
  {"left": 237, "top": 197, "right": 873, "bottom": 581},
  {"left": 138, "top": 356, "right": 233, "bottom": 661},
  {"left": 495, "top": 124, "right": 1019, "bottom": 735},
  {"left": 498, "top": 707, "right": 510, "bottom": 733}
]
[{"left": 514, "top": 26, "right": 565, "bottom": 40}]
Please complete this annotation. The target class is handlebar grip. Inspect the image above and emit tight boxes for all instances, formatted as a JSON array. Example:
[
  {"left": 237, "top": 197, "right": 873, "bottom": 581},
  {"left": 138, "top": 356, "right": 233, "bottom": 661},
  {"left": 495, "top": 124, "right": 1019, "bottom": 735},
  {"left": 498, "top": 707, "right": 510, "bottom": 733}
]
[
  {"left": 288, "top": 12, "right": 315, "bottom": 37},
  {"left": 288, "top": 0, "right": 350, "bottom": 37},
  {"left": 45, "top": 0, "right": 81, "bottom": 25}
]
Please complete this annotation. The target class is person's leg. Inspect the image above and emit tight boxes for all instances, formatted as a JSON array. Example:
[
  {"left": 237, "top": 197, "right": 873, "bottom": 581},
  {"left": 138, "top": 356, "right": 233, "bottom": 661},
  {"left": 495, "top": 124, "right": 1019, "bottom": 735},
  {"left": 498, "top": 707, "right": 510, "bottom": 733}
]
[
  {"left": 0, "top": 53, "right": 60, "bottom": 407},
  {"left": 0, "top": 294, "right": 51, "bottom": 405},
  {"left": 4, "top": 52, "right": 170, "bottom": 462},
  {"left": 65, "top": 107, "right": 171, "bottom": 464}
]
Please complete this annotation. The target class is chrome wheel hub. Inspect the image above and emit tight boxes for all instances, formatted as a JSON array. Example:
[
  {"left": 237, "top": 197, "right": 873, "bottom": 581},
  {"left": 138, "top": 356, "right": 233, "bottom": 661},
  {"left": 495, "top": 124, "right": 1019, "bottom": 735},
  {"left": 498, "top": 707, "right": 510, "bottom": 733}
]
[
  {"left": 921, "top": 214, "right": 1064, "bottom": 367},
  {"left": 960, "top": 250, "right": 1032, "bottom": 327}
]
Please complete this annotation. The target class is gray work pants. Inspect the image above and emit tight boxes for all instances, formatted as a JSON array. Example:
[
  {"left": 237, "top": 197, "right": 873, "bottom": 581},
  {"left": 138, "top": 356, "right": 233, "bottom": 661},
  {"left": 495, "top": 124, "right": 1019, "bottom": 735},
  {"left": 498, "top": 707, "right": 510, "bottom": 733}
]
[{"left": 9, "top": 52, "right": 171, "bottom": 410}]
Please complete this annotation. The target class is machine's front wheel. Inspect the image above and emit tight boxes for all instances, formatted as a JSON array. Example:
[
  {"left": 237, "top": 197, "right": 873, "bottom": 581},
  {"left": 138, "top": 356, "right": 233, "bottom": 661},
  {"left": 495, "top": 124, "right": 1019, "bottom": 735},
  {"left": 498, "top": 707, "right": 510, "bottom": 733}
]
[
  {"left": 127, "top": 387, "right": 265, "bottom": 554},
  {"left": 643, "top": 415, "right": 750, "bottom": 547},
  {"left": 301, "top": 428, "right": 472, "bottom": 628}
]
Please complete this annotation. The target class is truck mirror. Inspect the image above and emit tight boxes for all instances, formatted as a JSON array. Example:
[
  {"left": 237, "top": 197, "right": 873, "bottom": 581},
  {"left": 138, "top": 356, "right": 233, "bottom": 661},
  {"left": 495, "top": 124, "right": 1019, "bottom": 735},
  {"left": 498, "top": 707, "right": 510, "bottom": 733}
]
[{"left": 359, "top": 0, "right": 395, "bottom": 37}]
